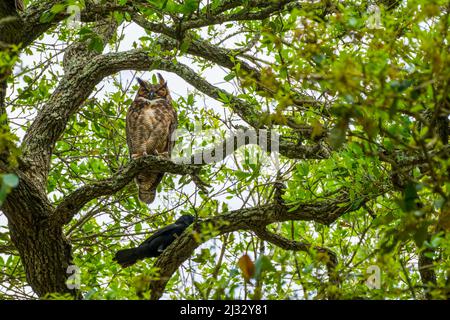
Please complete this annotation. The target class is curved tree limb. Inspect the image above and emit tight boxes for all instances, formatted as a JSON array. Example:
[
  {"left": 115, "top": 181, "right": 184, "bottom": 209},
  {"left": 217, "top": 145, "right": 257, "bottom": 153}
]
[
  {"left": 53, "top": 155, "right": 201, "bottom": 226},
  {"left": 253, "top": 226, "right": 340, "bottom": 297},
  {"left": 21, "top": 45, "right": 329, "bottom": 192},
  {"left": 19, "top": 1, "right": 131, "bottom": 48},
  {"left": 53, "top": 120, "right": 331, "bottom": 228},
  {"left": 148, "top": 188, "right": 376, "bottom": 299},
  {"left": 253, "top": 227, "right": 338, "bottom": 268},
  {"left": 180, "top": 0, "right": 306, "bottom": 31}
]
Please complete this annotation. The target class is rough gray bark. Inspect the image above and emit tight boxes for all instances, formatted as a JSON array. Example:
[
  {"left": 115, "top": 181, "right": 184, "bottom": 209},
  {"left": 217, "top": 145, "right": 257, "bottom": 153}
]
[
  {"left": 1, "top": 172, "right": 74, "bottom": 297},
  {"left": 148, "top": 191, "right": 370, "bottom": 299},
  {"left": 0, "top": 0, "right": 22, "bottom": 119}
]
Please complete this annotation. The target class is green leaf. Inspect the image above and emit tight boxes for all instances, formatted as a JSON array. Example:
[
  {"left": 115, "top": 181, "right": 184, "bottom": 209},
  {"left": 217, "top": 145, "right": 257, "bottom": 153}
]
[
  {"left": 79, "top": 27, "right": 93, "bottom": 36},
  {"left": 179, "top": 39, "right": 191, "bottom": 54},
  {"left": 390, "top": 80, "right": 413, "bottom": 93},
  {"left": 113, "top": 12, "right": 125, "bottom": 25},
  {"left": 181, "top": 0, "right": 198, "bottom": 14},
  {"left": 254, "top": 256, "right": 275, "bottom": 280},
  {"left": 134, "top": 223, "right": 142, "bottom": 233},
  {"left": 187, "top": 94, "right": 195, "bottom": 106},
  {"left": 224, "top": 72, "right": 236, "bottom": 82},
  {"left": 39, "top": 11, "right": 56, "bottom": 23},
  {"left": 50, "top": 4, "right": 67, "bottom": 14},
  {"left": 88, "top": 36, "right": 104, "bottom": 54}
]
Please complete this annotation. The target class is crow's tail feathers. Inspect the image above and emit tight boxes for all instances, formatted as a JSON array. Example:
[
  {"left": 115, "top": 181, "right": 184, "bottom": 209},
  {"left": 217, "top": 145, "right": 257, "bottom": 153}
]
[{"left": 113, "top": 247, "right": 142, "bottom": 268}]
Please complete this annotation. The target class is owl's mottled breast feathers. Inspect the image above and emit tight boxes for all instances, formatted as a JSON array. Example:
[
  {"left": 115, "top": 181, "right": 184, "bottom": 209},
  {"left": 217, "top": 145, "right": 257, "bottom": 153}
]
[{"left": 125, "top": 74, "right": 177, "bottom": 204}]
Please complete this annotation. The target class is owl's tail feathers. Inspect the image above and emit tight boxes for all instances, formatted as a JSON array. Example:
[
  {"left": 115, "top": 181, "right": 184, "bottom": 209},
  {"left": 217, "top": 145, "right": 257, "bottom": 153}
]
[
  {"left": 114, "top": 247, "right": 145, "bottom": 268},
  {"left": 138, "top": 188, "right": 156, "bottom": 204},
  {"left": 136, "top": 172, "right": 164, "bottom": 204}
]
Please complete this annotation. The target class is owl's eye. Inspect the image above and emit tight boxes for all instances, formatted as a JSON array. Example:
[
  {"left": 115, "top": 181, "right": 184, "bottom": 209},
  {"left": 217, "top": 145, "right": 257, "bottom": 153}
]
[
  {"left": 157, "top": 89, "right": 166, "bottom": 97},
  {"left": 138, "top": 88, "right": 146, "bottom": 96}
]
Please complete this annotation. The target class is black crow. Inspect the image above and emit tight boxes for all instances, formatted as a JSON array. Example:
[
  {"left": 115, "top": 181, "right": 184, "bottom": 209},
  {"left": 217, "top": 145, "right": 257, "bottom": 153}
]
[{"left": 113, "top": 215, "right": 195, "bottom": 268}]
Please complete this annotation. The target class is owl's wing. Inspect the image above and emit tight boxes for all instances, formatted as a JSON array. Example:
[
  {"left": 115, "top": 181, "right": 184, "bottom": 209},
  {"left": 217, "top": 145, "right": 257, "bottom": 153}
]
[
  {"left": 126, "top": 98, "right": 150, "bottom": 158},
  {"left": 140, "top": 223, "right": 183, "bottom": 246}
]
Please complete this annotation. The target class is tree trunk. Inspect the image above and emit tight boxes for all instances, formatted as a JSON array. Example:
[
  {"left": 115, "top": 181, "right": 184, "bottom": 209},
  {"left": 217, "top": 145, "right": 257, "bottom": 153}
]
[
  {"left": 2, "top": 174, "right": 76, "bottom": 298},
  {"left": 8, "top": 222, "right": 74, "bottom": 297}
]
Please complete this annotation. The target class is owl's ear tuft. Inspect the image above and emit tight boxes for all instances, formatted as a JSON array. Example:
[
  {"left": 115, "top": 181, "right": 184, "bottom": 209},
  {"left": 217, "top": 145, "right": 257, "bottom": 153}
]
[
  {"left": 157, "top": 73, "right": 167, "bottom": 86},
  {"left": 136, "top": 77, "right": 146, "bottom": 87}
]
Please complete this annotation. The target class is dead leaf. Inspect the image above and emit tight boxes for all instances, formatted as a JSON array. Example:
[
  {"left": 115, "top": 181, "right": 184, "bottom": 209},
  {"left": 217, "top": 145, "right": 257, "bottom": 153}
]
[{"left": 238, "top": 254, "right": 255, "bottom": 283}]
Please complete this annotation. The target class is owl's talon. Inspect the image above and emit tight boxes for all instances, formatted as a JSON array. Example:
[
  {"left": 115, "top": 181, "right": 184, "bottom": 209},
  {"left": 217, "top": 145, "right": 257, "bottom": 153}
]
[
  {"left": 155, "top": 151, "right": 170, "bottom": 158},
  {"left": 131, "top": 153, "right": 140, "bottom": 159},
  {"left": 143, "top": 151, "right": 148, "bottom": 157}
]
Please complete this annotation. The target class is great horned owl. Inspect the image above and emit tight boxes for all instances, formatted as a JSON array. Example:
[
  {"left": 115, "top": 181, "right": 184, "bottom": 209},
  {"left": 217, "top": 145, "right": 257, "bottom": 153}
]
[{"left": 126, "top": 73, "right": 177, "bottom": 204}]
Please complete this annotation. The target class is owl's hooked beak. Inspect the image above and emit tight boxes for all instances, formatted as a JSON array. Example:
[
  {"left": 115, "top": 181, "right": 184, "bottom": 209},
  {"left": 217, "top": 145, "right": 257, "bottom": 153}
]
[{"left": 148, "top": 91, "right": 156, "bottom": 100}]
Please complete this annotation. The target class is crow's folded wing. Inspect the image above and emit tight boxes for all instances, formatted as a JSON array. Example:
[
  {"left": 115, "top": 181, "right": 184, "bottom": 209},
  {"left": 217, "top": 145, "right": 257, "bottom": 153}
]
[{"left": 140, "top": 223, "right": 184, "bottom": 246}]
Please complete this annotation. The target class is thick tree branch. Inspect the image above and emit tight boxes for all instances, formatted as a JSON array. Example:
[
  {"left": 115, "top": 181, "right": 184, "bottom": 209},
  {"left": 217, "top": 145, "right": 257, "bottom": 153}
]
[
  {"left": 21, "top": 49, "right": 152, "bottom": 187},
  {"left": 253, "top": 227, "right": 337, "bottom": 266},
  {"left": 21, "top": 44, "right": 327, "bottom": 192},
  {"left": 148, "top": 188, "right": 375, "bottom": 299},
  {"left": 54, "top": 122, "right": 331, "bottom": 227},
  {"left": 141, "top": 31, "right": 325, "bottom": 131},
  {"left": 19, "top": 1, "right": 131, "bottom": 48},
  {"left": 180, "top": 0, "right": 304, "bottom": 31},
  {"left": 182, "top": 125, "right": 329, "bottom": 165},
  {"left": 53, "top": 155, "right": 200, "bottom": 226},
  {"left": 253, "top": 226, "right": 340, "bottom": 295},
  {"left": 2, "top": 171, "right": 53, "bottom": 225}
]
